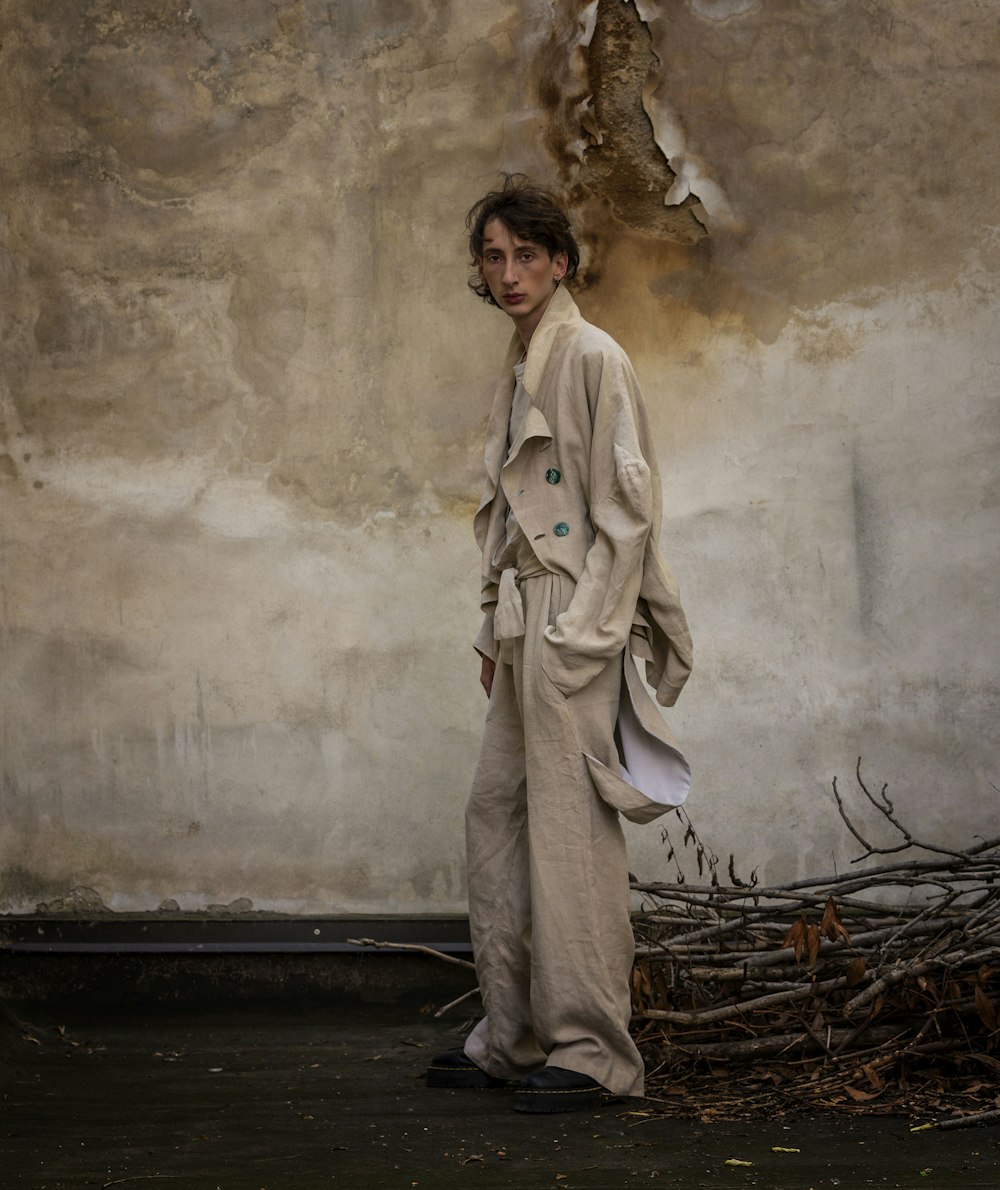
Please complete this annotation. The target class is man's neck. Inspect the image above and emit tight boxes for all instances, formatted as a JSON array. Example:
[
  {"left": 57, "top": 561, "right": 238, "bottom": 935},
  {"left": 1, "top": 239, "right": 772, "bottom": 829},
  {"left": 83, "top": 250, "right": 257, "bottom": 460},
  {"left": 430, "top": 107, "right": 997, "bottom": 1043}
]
[{"left": 511, "top": 288, "right": 558, "bottom": 350}]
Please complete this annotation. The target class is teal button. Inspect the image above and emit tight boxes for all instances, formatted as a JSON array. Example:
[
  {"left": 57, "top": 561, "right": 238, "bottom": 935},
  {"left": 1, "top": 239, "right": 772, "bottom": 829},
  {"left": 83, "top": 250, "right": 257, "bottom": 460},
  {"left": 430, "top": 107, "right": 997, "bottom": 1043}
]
[
  {"left": 553, "top": 521, "right": 570, "bottom": 537},
  {"left": 545, "top": 467, "right": 561, "bottom": 485}
]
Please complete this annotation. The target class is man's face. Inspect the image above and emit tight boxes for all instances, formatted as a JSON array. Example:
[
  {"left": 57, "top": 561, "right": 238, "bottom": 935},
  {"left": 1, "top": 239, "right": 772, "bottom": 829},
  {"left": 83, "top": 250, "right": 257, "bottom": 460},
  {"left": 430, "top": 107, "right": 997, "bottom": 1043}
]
[{"left": 478, "top": 218, "right": 568, "bottom": 342}]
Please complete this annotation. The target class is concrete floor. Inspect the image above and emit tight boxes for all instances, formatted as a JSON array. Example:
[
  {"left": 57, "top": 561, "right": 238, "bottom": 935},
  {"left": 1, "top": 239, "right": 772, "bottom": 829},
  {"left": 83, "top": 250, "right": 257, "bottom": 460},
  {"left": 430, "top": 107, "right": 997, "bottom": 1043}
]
[{"left": 4, "top": 998, "right": 1000, "bottom": 1190}]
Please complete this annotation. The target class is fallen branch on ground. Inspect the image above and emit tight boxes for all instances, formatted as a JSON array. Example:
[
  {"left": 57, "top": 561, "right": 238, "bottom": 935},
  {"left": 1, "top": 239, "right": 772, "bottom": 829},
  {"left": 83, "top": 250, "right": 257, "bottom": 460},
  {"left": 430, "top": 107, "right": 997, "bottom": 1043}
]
[
  {"left": 912, "top": 1107, "right": 1000, "bottom": 1131},
  {"left": 630, "top": 762, "right": 999, "bottom": 1120},
  {"left": 346, "top": 937, "right": 480, "bottom": 1015}
]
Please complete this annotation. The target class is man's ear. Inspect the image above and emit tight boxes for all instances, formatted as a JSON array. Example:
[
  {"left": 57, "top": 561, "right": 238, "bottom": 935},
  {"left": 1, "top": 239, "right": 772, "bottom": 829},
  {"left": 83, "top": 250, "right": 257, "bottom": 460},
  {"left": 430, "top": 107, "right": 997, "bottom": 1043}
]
[
  {"left": 477, "top": 258, "right": 485, "bottom": 282},
  {"left": 553, "top": 251, "right": 568, "bottom": 282}
]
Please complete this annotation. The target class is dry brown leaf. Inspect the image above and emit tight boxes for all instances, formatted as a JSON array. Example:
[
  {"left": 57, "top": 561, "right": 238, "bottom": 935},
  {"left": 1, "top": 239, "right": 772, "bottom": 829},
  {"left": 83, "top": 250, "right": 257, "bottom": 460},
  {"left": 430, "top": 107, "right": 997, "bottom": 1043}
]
[
  {"left": 974, "top": 985, "right": 998, "bottom": 1031},
  {"left": 806, "top": 923, "right": 821, "bottom": 967},
  {"left": 783, "top": 918, "right": 806, "bottom": 962},
  {"left": 820, "top": 896, "right": 852, "bottom": 944},
  {"left": 820, "top": 896, "right": 836, "bottom": 934},
  {"left": 845, "top": 957, "right": 867, "bottom": 987}
]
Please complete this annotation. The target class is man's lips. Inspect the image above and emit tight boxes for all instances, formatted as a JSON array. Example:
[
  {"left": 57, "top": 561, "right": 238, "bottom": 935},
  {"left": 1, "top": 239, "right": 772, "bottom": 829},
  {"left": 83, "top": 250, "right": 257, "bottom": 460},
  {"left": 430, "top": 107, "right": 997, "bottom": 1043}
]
[{"left": 503, "top": 293, "right": 525, "bottom": 304}]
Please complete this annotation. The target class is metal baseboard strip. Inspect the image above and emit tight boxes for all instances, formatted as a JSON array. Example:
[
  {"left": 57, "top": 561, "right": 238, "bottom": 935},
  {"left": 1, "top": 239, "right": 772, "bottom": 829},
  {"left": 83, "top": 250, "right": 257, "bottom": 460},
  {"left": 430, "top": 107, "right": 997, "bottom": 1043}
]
[{"left": 0, "top": 916, "right": 472, "bottom": 955}]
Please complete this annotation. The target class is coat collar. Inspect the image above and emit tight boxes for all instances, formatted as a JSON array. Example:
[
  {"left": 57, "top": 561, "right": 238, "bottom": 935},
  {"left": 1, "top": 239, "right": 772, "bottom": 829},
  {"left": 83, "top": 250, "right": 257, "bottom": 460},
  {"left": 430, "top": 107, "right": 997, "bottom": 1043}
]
[
  {"left": 474, "top": 285, "right": 582, "bottom": 520},
  {"left": 523, "top": 283, "right": 582, "bottom": 398}
]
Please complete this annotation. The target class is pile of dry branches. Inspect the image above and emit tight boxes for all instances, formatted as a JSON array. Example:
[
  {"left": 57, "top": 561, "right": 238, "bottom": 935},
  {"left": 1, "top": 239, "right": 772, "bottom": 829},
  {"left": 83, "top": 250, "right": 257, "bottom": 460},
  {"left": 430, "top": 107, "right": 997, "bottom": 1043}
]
[{"left": 630, "top": 761, "right": 1000, "bottom": 1122}]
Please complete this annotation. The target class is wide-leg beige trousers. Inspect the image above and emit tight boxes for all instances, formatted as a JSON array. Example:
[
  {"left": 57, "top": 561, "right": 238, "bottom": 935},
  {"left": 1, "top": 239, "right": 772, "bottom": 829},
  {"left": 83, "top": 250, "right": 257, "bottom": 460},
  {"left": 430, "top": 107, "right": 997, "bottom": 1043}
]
[{"left": 463, "top": 564, "right": 644, "bottom": 1098}]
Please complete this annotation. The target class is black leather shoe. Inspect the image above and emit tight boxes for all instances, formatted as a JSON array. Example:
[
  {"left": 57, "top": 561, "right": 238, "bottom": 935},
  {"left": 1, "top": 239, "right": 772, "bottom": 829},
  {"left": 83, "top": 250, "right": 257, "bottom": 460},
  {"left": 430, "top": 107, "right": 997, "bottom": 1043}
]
[
  {"left": 512, "top": 1065, "right": 605, "bottom": 1113},
  {"left": 425, "top": 1048, "right": 510, "bottom": 1089}
]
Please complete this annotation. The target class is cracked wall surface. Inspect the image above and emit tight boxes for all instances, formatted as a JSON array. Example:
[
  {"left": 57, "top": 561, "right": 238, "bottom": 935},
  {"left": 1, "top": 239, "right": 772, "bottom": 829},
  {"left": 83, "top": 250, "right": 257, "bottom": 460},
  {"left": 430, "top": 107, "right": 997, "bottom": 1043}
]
[{"left": 1, "top": 0, "right": 998, "bottom": 913}]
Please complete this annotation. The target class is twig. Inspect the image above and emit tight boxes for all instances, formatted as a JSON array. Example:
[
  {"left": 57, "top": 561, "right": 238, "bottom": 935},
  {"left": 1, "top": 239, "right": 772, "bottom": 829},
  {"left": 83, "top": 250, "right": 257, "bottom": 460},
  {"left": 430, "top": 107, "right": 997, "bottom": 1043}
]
[
  {"left": 844, "top": 945, "right": 1000, "bottom": 1017},
  {"left": 638, "top": 974, "right": 858, "bottom": 1025},
  {"left": 434, "top": 986, "right": 481, "bottom": 1017},
  {"left": 346, "top": 938, "right": 475, "bottom": 970},
  {"left": 665, "top": 1026, "right": 898, "bottom": 1059},
  {"left": 103, "top": 1178, "right": 181, "bottom": 1188},
  {"left": 913, "top": 1108, "right": 1000, "bottom": 1131}
]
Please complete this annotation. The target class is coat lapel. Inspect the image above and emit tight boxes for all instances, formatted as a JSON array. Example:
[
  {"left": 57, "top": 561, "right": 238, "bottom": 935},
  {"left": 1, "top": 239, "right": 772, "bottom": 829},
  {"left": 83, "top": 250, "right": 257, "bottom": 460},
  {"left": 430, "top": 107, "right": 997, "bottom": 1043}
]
[
  {"left": 474, "top": 286, "right": 581, "bottom": 551},
  {"left": 475, "top": 336, "right": 520, "bottom": 516},
  {"left": 504, "top": 405, "right": 552, "bottom": 468},
  {"left": 522, "top": 284, "right": 580, "bottom": 406}
]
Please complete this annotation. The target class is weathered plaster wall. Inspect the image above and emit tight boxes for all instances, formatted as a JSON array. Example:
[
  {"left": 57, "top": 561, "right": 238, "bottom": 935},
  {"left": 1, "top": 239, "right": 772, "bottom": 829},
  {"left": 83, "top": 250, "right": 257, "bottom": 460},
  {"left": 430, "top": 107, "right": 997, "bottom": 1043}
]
[{"left": 1, "top": 0, "right": 997, "bottom": 913}]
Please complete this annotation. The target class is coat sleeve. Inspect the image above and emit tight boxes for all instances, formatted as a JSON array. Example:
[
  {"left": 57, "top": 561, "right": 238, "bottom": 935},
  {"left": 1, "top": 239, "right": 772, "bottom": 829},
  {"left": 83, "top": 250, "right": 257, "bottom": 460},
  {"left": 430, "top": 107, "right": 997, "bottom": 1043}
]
[
  {"left": 540, "top": 348, "right": 655, "bottom": 696},
  {"left": 474, "top": 584, "right": 498, "bottom": 661}
]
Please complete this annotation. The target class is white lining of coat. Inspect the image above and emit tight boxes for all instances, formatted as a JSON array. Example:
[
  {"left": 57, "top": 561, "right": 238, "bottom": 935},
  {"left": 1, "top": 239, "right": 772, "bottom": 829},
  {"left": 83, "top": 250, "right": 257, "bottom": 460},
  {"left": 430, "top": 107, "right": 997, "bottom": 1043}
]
[{"left": 617, "top": 679, "right": 691, "bottom": 808}]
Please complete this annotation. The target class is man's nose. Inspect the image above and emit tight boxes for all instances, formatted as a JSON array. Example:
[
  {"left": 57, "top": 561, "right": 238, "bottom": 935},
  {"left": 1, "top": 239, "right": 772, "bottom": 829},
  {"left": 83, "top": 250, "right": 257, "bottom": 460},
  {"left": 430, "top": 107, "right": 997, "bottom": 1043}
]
[{"left": 503, "top": 259, "right": 518, "bottom": 286}]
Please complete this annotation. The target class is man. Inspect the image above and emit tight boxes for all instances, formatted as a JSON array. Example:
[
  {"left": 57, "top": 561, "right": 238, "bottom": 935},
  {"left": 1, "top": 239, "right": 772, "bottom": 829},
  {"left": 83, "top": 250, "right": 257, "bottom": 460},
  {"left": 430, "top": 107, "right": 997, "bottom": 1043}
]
[{"left": 427, "top": 175, "right": 693, "bottom": 1113}]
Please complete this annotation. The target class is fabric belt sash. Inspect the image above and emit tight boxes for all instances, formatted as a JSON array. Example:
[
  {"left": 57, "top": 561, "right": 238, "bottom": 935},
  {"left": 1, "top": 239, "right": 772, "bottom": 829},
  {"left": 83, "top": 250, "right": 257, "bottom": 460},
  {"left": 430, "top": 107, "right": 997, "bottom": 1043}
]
[{"left": 493, "top": 559, "right": 551, "bottom": 664}]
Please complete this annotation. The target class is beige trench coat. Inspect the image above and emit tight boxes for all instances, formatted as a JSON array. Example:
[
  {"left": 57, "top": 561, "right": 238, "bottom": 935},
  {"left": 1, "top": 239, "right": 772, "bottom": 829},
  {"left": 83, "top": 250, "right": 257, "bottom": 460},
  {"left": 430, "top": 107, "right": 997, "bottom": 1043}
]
[{"left": 472, "top": 286, "right": 694, "bottom": 823}]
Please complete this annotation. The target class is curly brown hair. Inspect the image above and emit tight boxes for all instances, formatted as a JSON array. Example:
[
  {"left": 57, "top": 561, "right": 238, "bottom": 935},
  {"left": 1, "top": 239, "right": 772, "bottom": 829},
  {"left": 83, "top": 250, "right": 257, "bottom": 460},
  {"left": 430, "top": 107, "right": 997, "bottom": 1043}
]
[{"left": 465, "top": 174, "right": 580, "bottom": 307}]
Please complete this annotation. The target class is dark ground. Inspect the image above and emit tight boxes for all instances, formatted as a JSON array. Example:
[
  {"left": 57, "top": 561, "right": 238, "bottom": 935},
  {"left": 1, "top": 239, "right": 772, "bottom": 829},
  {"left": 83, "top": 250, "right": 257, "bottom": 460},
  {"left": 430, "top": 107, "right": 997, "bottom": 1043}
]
[{"left": 2, "top": 956, "right": 999, "bottom": 1189}]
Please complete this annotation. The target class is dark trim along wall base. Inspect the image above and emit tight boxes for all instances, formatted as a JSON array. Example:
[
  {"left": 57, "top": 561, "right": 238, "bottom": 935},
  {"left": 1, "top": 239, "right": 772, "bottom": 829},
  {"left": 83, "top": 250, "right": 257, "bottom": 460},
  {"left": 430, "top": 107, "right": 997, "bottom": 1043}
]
[{"left": 0, "top": 915, "right": 472, "bottom": 955}]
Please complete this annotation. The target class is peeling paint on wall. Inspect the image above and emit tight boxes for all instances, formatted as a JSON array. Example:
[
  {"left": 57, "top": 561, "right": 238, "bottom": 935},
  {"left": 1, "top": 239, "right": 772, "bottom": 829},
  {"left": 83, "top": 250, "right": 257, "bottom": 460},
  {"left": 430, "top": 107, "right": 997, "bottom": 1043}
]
[
  {"left": 577, "top": 0, "right": 708, "bottom": 242},
  {"left": 530, "top": 0, "right": 1000, "bottom": 345}
]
